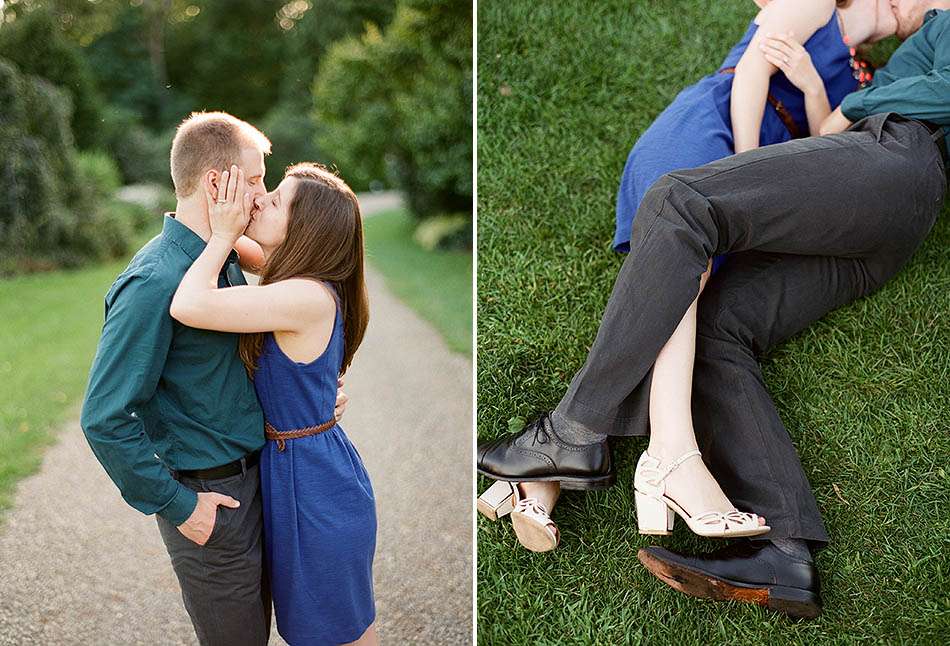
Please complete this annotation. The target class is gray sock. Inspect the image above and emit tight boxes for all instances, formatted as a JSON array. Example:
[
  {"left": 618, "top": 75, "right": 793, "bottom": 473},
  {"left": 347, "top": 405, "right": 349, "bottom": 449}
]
[
  {"left": 770, "top": 538, "right": 813, "bottom": 563},
  {"left": 549, "top": 407, "right": 607, "bottom": 446}
]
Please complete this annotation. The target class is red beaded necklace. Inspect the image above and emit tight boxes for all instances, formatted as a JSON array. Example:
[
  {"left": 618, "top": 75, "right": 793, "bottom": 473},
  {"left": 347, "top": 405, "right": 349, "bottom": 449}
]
[{"left": 838, "top": 11, "right": 874, "bottom": 87}]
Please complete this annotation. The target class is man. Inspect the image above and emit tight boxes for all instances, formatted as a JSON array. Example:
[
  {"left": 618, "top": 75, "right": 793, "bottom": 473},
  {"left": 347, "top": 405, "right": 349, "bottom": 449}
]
[
  {"left": 478, "top": 1, "right": 948, "bottom": 618},
  {"left": 80, "top": 111, "right": 347, "bottom": 645}
]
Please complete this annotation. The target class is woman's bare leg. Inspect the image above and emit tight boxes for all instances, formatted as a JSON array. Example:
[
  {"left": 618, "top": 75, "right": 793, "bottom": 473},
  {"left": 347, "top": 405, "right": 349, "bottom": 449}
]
[{"left": 646, "top": 261, "right": 765, "bottom": 522}]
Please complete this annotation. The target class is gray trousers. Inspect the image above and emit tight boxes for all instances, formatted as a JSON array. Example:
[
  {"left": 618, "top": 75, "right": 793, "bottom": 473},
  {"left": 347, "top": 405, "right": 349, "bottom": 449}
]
[
  {"left": 559, "top": 113, "right": 947, "bottom": 544},
  {"left": 156, "top": 462, "right": 271, "bottom": 646}
]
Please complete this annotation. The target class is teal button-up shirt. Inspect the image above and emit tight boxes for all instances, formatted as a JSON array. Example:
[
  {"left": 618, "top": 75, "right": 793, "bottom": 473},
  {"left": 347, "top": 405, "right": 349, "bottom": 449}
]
[
  {"left": 841, "top": 9, "right": 950, "bottom": 159},
  {"left": 80, "top": 214, "right": 265, "bottom": 527}
]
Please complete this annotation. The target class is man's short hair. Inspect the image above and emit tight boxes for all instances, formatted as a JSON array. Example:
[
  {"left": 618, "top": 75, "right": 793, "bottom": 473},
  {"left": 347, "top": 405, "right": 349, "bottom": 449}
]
[{"left": 170, "top": 111, "right": 272, "bottom": 198}]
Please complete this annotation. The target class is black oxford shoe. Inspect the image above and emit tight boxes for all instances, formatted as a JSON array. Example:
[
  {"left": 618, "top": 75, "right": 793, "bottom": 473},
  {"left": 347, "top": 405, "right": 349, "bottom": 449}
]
[
  {"left": 637, "top": 540, "right": 821, "bottom": 619},
  {"left": 477, "top": 412, "right": 615, "bottom": 490}
]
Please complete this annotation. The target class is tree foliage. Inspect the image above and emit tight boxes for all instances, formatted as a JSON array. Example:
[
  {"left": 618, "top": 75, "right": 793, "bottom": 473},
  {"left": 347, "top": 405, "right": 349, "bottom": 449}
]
[
  {"left": 260, "top": 0, "right": 395, "bottom": 183},
  {"left": 0, "top": 0, "right": 470, "bottom": 268},
  {"left": 314, "top": 0, "right": 472, "bottom": 220},
  {"left": 0, "top": 6, "right": 105, "bottom": 149},
  {"left": 0, "top": 58, "right": 148, "bottom": 273}
]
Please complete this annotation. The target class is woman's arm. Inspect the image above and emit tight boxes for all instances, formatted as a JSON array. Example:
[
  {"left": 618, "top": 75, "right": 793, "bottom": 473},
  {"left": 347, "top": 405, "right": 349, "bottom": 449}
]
[
  {"left": 169, "top": 165, "right": 332, "bottom": 334},
  {"left": 171, "top": 240, "right": 330, "bottom": 334},
  {"left": 802, "top": 85, "right": 833, "bottom": 135},
  {"left": 234, "top": 235, "right": 265, "bottom": 274},
  {"left": 819, "top": 105, "right": 853, "bottom": 135},
  {"left": 731, "top": 0, "right": 836, "bottom": 151},
  {"left": 760, "top": 32, "right": 832, "bottom": 134}
]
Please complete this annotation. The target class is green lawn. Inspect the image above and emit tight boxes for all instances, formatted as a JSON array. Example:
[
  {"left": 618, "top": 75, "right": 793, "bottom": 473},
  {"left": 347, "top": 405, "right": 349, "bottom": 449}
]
[
  {"left": 477, "top": 1, "right": 949, "bottom": 643},
  {"left": 363, "top": 208, "right": 473, "bottom": 355},
  {"left": 0, "top": 225, "right": 162, "bottom": 515}
]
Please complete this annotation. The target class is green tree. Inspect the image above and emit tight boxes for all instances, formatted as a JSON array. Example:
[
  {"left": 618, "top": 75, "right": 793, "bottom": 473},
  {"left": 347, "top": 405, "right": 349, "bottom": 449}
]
[
  {"left": 261, "top": 0, "right": 395, "bottom": 182},
  {"left": 0, "top": 57, "right": 147, "bottom": 272},
  {"left": 278, "top": 0, "right": 395, "bottom": 107},
  {"left": 0, "top": 6, "right": 105, "bottom": 149},
  {"left": 163, "top": 1, "right": 287, "bottom": 123},
  {"left": 314, "top": 0, "right": 472, "bottom": 220}
]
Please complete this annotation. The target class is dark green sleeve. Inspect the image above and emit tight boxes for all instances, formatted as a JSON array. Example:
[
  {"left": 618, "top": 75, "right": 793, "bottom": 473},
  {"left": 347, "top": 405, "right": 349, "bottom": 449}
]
[
  {"left": 80, "top": 270, "right": 198, "bottom": 526},
  {"left": 841, "top": 66, "right": 950, "bottom": 126}
]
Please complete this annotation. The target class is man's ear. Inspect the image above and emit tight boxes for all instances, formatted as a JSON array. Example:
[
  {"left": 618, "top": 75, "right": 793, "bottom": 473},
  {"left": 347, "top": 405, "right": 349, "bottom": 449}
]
[{"left": 203, "top": 169, "right": 220, "bottom": 203}]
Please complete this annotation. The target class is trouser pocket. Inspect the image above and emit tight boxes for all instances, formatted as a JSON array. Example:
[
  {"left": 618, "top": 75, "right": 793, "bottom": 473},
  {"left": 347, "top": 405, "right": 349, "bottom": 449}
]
[{"left": 179, "top": 467, "right": 260, "bottom": 551}]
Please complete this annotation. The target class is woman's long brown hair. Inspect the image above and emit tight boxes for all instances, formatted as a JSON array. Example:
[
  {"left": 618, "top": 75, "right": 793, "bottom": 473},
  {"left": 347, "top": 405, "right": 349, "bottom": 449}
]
[{"left": 238, "top": 163, "right": 369, "bottom": 377}]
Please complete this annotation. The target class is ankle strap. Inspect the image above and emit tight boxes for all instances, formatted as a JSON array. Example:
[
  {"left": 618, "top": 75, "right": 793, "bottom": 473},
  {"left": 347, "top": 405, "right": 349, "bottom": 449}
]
[{"left": 653, "top": 449, "right": 701, "bottom": 482}]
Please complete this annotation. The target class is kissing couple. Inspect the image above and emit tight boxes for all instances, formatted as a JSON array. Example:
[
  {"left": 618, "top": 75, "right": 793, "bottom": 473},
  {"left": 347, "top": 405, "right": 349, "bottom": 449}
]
[
  {"left": 82, "top": 111, "right": 379, "bottom": 645},
  {"left": 478, "top": 0, "right": 948, "bottom": 620}
]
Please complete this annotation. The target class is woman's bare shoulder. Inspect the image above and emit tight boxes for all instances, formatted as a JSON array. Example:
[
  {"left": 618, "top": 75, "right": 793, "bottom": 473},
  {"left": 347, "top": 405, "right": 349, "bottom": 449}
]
[{"left": 275, "top": 277, "right": 337, "bottom": 314}]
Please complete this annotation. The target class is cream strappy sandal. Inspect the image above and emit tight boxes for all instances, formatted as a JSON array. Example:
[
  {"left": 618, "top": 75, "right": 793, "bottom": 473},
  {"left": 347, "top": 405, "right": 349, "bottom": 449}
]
[
  {"left": 633, "top": 449, "right": 770, "bottom": 538},
  {"left": 510, "top": 495, "right": 560, "bottom": 553},
  {"left": 477, "top": 480, "right": 560, "bottom": 552}
]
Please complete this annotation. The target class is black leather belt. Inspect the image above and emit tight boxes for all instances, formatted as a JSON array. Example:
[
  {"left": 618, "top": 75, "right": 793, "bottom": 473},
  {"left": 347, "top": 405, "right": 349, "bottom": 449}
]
[
  {"left": 175, "top": 449, "right": 261, "bottom": 480},
  {"left": 920, "top": 120, "right": 948, "bottom": 165}
]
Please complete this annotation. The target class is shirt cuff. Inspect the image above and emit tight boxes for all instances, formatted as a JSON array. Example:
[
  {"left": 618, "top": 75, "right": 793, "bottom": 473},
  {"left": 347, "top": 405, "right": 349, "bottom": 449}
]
[
  {"left": 840, "top": 91, "right": 868, "bottom": 122},
  {"left": 155, "top": 484, "right": 199, "bottom": 527}
]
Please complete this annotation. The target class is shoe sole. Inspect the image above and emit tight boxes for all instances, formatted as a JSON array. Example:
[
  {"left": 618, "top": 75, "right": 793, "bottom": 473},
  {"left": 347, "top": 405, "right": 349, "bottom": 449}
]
[
  {"left": 510, "top": 512, "right": 559, "bottom": 552},
  {"left": 637, "top": 548, "right": 821, "bottom": 619},
  {"left": 476, "top": 467, "right": 615, "bottom": 491}
]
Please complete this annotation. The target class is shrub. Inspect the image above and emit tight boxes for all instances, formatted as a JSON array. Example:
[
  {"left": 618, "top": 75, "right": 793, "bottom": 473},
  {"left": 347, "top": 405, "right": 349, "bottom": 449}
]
[
  {"left": 70, "top": 199, "right": 145, "bottom": 262},
  {"left": 0, "top": 7, "right": 105, "bottom": 150},
  {"left": 0, "top": 58, "right": 146, "bottom": 275},
  {"left": 412, "top": 213, "right": 471, "bottom": 251},
  {"left": 99, "top": 106, "right": 172, "bottom": 186},
  {"left": 74, "top": 151, "right": 123, "bottom": 197},
  {"left": 314, "top": 0, "right": 472, "bottom": 223},
  {"left": 259, "top": 102, "right": 326, "bottom": 187}
]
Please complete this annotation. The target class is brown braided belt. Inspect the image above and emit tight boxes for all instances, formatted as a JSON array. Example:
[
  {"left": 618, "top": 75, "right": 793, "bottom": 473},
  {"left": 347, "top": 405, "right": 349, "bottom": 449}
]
[
  {"left": 719, "top": 67, "right": 803, "bottom": 139},
  {"left": 265, "top": 418, "right": 337, "bottom": 452}
]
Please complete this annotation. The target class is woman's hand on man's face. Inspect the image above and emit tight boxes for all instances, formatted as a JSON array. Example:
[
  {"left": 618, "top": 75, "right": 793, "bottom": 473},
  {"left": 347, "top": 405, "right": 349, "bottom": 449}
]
[{"left": 207, "top": 164, "right": 252, "bottom": 244}]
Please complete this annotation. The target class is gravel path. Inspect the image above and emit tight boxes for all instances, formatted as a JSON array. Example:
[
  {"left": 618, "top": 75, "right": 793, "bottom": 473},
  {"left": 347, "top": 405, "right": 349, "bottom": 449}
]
[{"left": 0, "top": 203, "right": 472, "bottom": 645}]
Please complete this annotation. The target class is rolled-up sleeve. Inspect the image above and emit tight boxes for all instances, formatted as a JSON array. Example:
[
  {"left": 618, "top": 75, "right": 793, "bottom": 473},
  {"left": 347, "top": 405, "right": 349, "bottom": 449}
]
[
  {"left": 841, "top": 66, "right": 950, "bottom": 126},
  {"left": 80, "top": 270, "right": 198, "bottom": 526}
]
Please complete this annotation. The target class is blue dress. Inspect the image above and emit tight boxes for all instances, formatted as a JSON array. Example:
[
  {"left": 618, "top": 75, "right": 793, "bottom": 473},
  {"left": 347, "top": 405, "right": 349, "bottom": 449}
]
[
  {"left": 254, "top": 282, "right": 376, "bottom": 645},
  {"left": 613, "top": 11, "right": 856, "bottom": 253}
]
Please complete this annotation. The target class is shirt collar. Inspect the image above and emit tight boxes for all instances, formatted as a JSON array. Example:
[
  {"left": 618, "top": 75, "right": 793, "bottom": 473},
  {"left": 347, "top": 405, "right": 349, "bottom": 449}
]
[
  {"left": 924, "top": 8, "right": 940, "bottom": 23},
  {"left": 162, "top": 213, "right": 240, "bottom": 266}
]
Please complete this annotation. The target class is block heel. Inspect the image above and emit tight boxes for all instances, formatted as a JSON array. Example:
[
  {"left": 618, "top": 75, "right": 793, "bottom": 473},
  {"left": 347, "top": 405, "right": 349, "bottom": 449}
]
[
  {"left": 635, "top": 489, "right": 675, "bottom": 535},
  {"left": 476, "top": 480, "right": 515, "bottom": 521},
  {"left": 633, "top": 449, "right": 770, "bottom": 538}
]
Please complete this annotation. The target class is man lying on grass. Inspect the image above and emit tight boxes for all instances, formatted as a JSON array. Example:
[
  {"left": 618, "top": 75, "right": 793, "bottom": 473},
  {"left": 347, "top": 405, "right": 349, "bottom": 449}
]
[{"left": 478, "top": 0, "right": 948, "bottom": 619}]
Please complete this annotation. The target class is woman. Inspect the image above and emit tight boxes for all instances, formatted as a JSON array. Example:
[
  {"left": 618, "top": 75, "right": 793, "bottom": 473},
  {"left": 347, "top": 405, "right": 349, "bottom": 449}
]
[
  {"left": 479, "top": 0, "right": 897, "bottom": 551},
  {"left": 170, "top": 163, "right": 377, "bottom": 645}
]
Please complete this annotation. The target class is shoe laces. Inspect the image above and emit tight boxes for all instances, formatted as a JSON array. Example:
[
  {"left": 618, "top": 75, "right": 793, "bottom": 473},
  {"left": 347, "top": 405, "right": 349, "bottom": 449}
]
[{"left": 530, "top": 413, "right": 552, "bottom": 446}]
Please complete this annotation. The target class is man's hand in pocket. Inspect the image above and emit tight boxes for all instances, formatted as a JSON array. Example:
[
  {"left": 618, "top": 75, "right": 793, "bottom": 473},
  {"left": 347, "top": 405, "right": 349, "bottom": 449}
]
[{"left": 177, "top": 491, "right": 240, "bottom": 546}]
